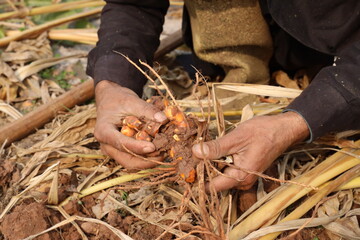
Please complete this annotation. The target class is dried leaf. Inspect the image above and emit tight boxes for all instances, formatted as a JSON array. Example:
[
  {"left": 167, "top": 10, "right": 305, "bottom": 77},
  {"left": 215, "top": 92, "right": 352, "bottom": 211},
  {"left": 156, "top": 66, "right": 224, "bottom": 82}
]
[
  {"left": 15, "top": 53, "right": 86, "bottom": 81},
  {"left": 40, "top": 80, "right": 51, "bottom": 104},
  {"left": 240, "top": 104, "right": 254, "bottom": 123},
  {"left": 0, "top": 101, "right": 23, "bottom": 120},
  {"left": 47, "top": 164, "right": 59, "bottom": 205},
  {"left": 22, "top": 76, "right": 42, "bottom": 99},
  {"left": 257, "top": 178, "right": 267, "bottom": 200},
  {"left": 0, "top": 60, "right": 19, "bottom": 83},
  {"left": 92, "top": 191, "right": 121, "bottom": 219},
  {"left": 2, "top": 32, "right": 52, "bottom": 64},
  {"left": 318, "top": 191, "right": 360, "bottom": 239},
  {"left": 107, "top": 195, "right": 193, "bottom": 238},
  {"left": 294, "top": 69, "right": 311, "bottom": 90},
  {"left": 272, "top": 71, "right": 300, "bottom": 90},
  {"left": 315, "top": 134, "right": 358, "bottom": 148},
  {"left": 212, "top": 86, "right": 226, "bottom": 137},
  {"left": 324, "top": 215, "right": 360, "bottom": 239},
  {"left": 241, "top": 210, "right": 360, "bottom": 240}
]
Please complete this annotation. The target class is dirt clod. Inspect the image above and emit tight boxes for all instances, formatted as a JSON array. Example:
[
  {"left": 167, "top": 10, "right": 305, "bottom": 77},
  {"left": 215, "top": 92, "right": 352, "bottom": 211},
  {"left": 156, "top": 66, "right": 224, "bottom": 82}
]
[
  {"left": 0, "top": 202, "right": 57, "bottom": 240},
  {"left": 81, "top": 222, "right": 119, "bottom": 240}
]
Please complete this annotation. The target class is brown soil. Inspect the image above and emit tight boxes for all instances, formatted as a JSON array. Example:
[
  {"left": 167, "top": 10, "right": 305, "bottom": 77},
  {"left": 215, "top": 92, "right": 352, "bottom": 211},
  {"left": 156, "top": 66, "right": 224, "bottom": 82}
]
[
  {"left": 131, "top": 222, "right": 172, "bottom": 240},
  {"left": 0, "top": 201, "right": 65, "bottom": 240},
  {"left": 0, "top": 196, "right": 175, "bottom": 240},
  {"left": 0, "top": 159, "right": 21, "bottom": 189},
  {"left": 81, "top": 222, "right": 119, "bottom": 240},
  {"left": 282, "top": 228, "right": 336, "bottom": 240}
]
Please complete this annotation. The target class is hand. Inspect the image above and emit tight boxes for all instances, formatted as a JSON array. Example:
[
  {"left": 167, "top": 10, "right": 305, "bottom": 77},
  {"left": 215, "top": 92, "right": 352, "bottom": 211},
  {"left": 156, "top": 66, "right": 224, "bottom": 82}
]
[
  {"left": 94, "top": 80, "right": 167, "bottom": 169},
  {"left": 192, "top": 112, "right": 309, "bottom": 192}
]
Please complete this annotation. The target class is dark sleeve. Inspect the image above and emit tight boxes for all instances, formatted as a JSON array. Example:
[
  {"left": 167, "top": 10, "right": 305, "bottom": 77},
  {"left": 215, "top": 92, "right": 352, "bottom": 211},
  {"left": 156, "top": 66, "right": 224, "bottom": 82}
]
[
  {"left": 286, "top": 41, "right": 360, "bottom": 140},
  {"left": 86, "top": 0, "right": 169, "bottom": 96}
]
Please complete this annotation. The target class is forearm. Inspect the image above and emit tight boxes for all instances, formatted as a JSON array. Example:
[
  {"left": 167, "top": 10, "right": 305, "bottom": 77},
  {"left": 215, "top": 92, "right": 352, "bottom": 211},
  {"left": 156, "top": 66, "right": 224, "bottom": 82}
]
[{"left": 87, "top": 0, "right": 169, "bottom": 96}]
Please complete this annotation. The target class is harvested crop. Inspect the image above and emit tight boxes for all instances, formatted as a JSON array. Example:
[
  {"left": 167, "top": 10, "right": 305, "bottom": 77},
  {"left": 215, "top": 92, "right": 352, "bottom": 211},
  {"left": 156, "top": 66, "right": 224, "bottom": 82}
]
[
  {"left": 119, "top": 96, "right": 209, "bottom": 183},
  {"left": 120, "top": 125, "right": 136, "bottom": 137}
]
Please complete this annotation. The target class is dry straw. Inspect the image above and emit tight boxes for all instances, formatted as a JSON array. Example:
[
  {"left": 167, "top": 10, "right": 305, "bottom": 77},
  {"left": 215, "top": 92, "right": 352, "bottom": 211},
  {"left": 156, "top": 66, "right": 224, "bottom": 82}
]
[
  {"left": 0, "top": 0, "right": 104, "bottom": 21},
  {"left": 0, "top": 102, "right": 23, "bottom": 119},
  {"left": 7, "top": 29, "right": 98, "bottom": 45},
  {"left": 229, "top": 141, "right": 360, "bottom": 239},
  {"left": 0, "top": 7, "right": 102, "bottom": 47}
]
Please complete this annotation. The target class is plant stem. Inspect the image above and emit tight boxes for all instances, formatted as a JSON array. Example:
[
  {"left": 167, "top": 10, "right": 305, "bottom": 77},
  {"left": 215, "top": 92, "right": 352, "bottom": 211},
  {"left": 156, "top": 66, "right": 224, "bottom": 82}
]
[
  {"left": 0, "top": 0, "right": 104, "bottom": 21},
  {"left": 229, "top": 142, "right": 360, "bottom": 240}
]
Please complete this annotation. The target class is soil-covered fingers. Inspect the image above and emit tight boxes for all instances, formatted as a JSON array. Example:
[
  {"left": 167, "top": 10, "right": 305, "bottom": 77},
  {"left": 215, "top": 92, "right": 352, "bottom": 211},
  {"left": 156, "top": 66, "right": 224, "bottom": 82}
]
[
  {"left": 192, "top": 130, "right": 242, "bottom": 160},
  {"left": 206, "top": 166, "right": 255, "bottom": 192},
  {"left": 126, "top": 100, "right": 167, "bottom": 123},
  {"left": 100, "top": 144, "right": 162, "bottom": 169},
  {"left": 94, "top": 122, "right": 156, "bottom": 154},
  {"left": 114, "top": 91, "right": 166, "bottom": 122}
]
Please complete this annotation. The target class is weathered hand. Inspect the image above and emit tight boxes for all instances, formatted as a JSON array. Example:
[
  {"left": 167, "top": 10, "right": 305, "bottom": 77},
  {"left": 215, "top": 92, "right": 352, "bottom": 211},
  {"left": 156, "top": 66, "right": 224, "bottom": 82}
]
[
  {"left": 94, "top": 80, "right": 167, "bottom": 169},
  {"left": 192, "top": 112, "right": 309, "bottom": 192}
]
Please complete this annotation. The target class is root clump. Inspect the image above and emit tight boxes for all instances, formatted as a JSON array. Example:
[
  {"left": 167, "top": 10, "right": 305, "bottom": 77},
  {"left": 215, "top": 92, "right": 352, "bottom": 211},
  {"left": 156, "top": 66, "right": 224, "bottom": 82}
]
[{"left": 120, "top": 96, "right": 209, "bottom": 183}]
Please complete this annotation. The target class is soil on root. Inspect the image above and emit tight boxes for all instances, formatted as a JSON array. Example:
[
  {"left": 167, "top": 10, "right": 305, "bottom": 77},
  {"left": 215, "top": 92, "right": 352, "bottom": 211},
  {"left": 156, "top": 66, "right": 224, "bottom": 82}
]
[{"left": 121, "top": 96, "right": 210, "bottom": 183}]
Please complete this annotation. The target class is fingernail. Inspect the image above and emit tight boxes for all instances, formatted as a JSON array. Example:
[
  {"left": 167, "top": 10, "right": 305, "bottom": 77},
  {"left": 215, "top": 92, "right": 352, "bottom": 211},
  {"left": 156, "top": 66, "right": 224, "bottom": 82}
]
[
  {"left": 143, "top": 146, "right": 155, "bottom": 153},
  {"left": 193, "top": 143, "right": 209, "bottom": 157},
  {"left": 154, "top": 112, "right": 167, "bottom": 122}
]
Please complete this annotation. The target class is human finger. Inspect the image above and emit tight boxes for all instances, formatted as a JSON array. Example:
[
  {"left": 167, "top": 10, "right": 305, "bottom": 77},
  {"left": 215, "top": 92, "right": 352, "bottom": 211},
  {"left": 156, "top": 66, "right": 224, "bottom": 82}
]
[
  {"left": 122, "top": 96, "right": 167, "bottom": 123},
  {"left": 94, "top": 121, "right": 156, "bottom": 154},
  {"left": 206, "top": 166, "right": 256, "bottom": 192},
  {"left": 101, "top": 143, "right": 162, "bottom": 169},
  {"left": 192, "top": 131, "right": 241, "bottom": 160}
]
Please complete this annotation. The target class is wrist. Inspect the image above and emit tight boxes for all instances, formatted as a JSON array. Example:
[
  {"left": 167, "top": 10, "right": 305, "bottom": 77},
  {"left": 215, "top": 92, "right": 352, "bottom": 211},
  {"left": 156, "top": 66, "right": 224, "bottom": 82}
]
[
  {"left": 95, "top": 80, "right": 131, "bottom": 99},
  {"left": 280, "top": 111, "right": 310, "bottom": 144},
  {"left": 95, "top": 80, "right": 116, "bottom": 92}
]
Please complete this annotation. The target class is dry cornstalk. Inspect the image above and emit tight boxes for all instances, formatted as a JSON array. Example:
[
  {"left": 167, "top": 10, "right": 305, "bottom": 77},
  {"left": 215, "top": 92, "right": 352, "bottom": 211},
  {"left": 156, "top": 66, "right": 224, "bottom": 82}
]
[
  {"left": 215, "top": 83, "right": 302, "bottom": 98},
  {"left": 336, "top": 176, "right": 360, "bottom": 190},
  {"left": 229, "top": 140, "right": 360, "bottom": 240},
  {"left": 7, "top": 29, "right": 98, "bottom": 45},
  {"left": 48, "top": 29, "right": 97, "bottom": 45},
  {"left": 0, "top": 0, "right": 104, "bottom": 21},
  {"left": 0, "top": 102, "right": 23, "bottom": 120},
  {"left": 259, "top": 164, "right": 360, "bottom": 240},
  {"left": 15, "top": 53, "right": 86, "bottom": 81},
  {"left": 60, "top": 169, "right": 158, "bottom": 206},
  {"left": 0, "top": 7, "right": 102, "bottom": 47}
]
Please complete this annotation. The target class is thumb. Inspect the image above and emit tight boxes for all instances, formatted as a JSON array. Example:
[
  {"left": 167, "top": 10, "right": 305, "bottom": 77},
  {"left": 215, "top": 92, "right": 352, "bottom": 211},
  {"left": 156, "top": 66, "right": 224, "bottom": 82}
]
[
  {"left": 192, "top": 140, "right": 226, "bottom": 160},
  {"left": 153, "top": 111, "right": 167, "bottom": 123}
]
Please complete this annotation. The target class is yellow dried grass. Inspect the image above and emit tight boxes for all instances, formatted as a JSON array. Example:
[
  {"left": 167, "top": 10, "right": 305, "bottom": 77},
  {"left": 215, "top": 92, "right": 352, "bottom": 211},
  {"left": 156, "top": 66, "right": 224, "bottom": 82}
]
[{"left": 229, "top": 141, "right": 360, "bottom": 239}]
